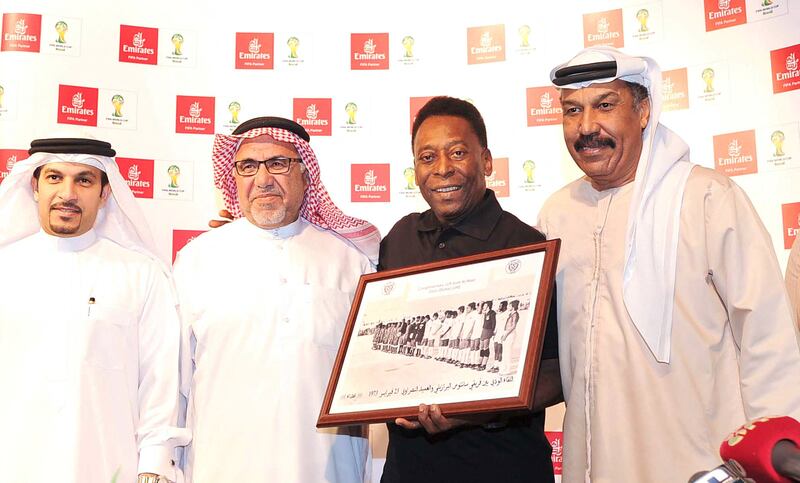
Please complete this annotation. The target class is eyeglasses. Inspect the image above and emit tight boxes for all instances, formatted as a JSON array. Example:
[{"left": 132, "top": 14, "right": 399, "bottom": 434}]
[{"left": 234, "top": 157, "right": 303, "bottom": 176}]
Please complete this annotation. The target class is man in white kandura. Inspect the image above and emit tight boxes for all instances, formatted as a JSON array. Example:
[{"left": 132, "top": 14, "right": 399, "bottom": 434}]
[
  {"left": 173, "top": 116, "right": 380, "bottom": 483},
  {"left": 537, "top": 46, "right": 800, "bottom": 483},
  {"left": 0, "top": 137, "right": 188, "bottom": 483}
]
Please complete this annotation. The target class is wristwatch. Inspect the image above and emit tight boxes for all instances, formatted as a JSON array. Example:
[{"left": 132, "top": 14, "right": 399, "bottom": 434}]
[{"left": 138, "top": 473, "right": 169, "bottom": 483}]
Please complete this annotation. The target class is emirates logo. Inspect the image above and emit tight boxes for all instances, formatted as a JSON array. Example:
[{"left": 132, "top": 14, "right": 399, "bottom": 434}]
[
  {"left": 727, "top": 139, "right": 743, "bottom": 157},
  {"left": 189, "top": 101, "right": 202, "bottom": 118},
  {"left": 6, "top": 155, "right": 16, "bottom": 171},
  {"left": 787, "top": 53, "right": 798, "bottom": 71},
  {"left": 71, "top": 92, "right": 85, "bottom": 109},
  {"left": 363, "top": 38, "right": 376, "bottom": 54},
  {"left": 363, "top": 169, "right": 377, "bottom": 186},
  {"left": 14, "top": 19, "right": 28, "bottom": 35},
  {"left": 248, "top": 37, "right": 261, "bottom": 54},
  {"left": 718, "top": 0, "right": 731, "bottom": 9},
  {"left": 305, "top": 104, "right": 319, "bottom": 120},
  {"left": 597, "top": 17, "right": 610, "bottom": 34},
  {"left": 480, "top": 31, "right": 492, "bottom": 48},
  {"left": 540, "top": 92, "right": 553, "bottom": 108},
  {"left": 132, "top": 32, "right": 145, "bottom": 48},
  {"left": 662, "top": 77, "right": 674, "bottom": 94},
  {"left": 128, "top": 164, "right": 141, "bottom": 181}
]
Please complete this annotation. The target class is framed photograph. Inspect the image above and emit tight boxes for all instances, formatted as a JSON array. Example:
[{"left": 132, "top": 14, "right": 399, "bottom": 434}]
[{"left": 317, "top": 239, "right": 560, "bottom": 428}]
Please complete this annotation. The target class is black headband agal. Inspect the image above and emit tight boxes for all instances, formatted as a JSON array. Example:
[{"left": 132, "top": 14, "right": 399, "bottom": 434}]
[
  {"left": 552, "top": 60, "right": 618, "bottom": 87},
  {"left": 232, "top": 116, "right": 311, "bottom": 142},
  {"left": 28, "top": 138, "right": 116, "bottom": 157}
]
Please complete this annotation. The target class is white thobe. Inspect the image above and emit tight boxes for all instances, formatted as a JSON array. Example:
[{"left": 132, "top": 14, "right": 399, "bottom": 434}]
[
  {"left": 538, "top": 166, "right": 800, "bottom": 483},
  {"left": 173, "top": 217, "right": 371, "bottom": 483},
  {"left": 0, "top": 229, "right": 185, "bottom": 483}
]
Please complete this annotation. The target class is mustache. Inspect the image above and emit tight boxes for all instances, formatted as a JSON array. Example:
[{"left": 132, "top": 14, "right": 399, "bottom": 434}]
[
  {"left": 251, "top": 186, "right": 283, "bottom": 199},
  {"left": 50, "top": 202, "right": 81, "bottom": 213},
  {"left": 575, "top": 133, "right": 616, "bottom": 151}
]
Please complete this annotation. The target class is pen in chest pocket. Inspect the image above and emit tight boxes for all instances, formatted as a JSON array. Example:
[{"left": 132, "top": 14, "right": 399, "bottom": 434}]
[{"left": 87, "top": 296, "right": 95, "bottom": 316}]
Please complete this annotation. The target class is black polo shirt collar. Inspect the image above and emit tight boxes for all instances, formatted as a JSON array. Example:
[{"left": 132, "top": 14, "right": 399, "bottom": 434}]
[{"left": 416, "top": 189, "right": 502, "bottom": 241}]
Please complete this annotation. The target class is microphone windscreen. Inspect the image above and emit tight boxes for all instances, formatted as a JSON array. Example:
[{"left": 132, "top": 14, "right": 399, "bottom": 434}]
[{"left": 720, "top": 416, "right": 800, "bottom": 483}]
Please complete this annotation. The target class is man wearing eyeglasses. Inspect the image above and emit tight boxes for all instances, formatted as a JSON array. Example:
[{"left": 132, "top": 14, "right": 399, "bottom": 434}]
[{"left": 172, "top": 117, "right": 380, "bottom": 483}]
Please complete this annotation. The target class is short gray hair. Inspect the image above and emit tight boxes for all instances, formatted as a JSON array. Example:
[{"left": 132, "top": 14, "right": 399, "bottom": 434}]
[{"left": 623, "top": 81, "right": 649, "bottom": 112}]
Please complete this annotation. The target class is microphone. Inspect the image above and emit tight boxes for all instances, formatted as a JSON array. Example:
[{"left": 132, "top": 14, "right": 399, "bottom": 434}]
[
  {"left": 720, "top": 416, "right": 800, "bottom": 483},
  {"left": 688, "top": 460, "right": 753, "bottom": 482}
]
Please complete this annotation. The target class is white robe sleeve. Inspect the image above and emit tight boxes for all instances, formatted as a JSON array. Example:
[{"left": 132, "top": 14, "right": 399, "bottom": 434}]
[
  {"left": 137, "top": 265, "right": 191, "bottom": 479},
  {"left": 705, "top": 181, "right": 800, "bottom": 421},
  {"left": 171, "top": 250, "right": 197, "bottom": 472}
]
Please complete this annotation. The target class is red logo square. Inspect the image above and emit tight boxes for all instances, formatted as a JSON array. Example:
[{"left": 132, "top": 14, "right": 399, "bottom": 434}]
[
  {"left": 713, "top": 130, "right": 758, "bottom": 177},
  {"left": 486, "top": 157, "right": 509, "bottom": 197},
  {"left": 662, "top": 68, "right": 690, "bottom": 111},
  {"left": 351, "top": 164, "right": 390, "bottom": 202},
  {"left": 782, "top": 202, "right": 800, "bottom": 249},
  {"left": 116, "top": 157, "right": 154, "bottom": 198},
  {"left": 1, "top": 13, "right": 41, "bottom": 52},
  {"left": 235, "top": 32, "right": 274, "bottom": 69},
  {"left": 176, "top": 96, "right": 215, "bottom": 134},
  {"left": 172, "top": 229, "right": 207, "bottom": 263},
  {"left": 351, "top": 33, "right": 389, "bottom": 70},
  {"left": 545, "top": 431, "right": 564, "bottom": 476},
  {"left": 467, "top": 25, "right": 506, "bottom": 65},
  {"left": 57, "top": 84, "right": 99, "bottom": 126},
  {"left": 704, "top": 0, "right": 747, "bottom": 32},
  {"left": 526, "top": 87, "right": 563, "bottom": 126},
  {"left": 293, "top": 98, "right": 332, "bottom": 136},
  {"left": 771, "top": 44, "right": 800, "bottom": 94},
  {"left": 119, "top": 25, "right": 158, "bottom": 65},
  {"left": 583, "top": 10, "right": 624, "bottom": 48},
  {"left": 0, "top": 149, "right": 28, "bottom": 184}
]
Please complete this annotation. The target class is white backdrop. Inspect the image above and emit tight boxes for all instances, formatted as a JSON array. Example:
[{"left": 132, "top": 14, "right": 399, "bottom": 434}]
[{"left": 2, "top": 0, "right": 798, "bottom": 479}]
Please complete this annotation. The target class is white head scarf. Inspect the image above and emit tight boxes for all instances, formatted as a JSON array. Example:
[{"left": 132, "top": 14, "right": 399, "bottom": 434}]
[
  {"left": 0, "top": 139, "right": 164, "bottom": 270},
  {"left": 551, "top": 46, "right": 695, "bottom": 363}
]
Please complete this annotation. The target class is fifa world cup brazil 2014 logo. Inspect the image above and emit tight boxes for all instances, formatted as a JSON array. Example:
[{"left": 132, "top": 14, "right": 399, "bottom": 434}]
[
  {"left": 772, "top": 130, "right": 786, "bottom": 157},
  {"left": 55, "top": 21, "right": 68, "bottom": 44},
  {"left": 403, "top": 167, "right": 416, "bottom": 190},
  {"left": 111, "top": 94, "right": 124, "bottom": 118},
  {"left": 228, "top": 101, "right": 241, "bottom": 124},
  {"left": 171, "top": 33, "right": 184, "bottom": 56},
  {"left": 702, "top": 68, "right": 715, "bottom": 93},
  {"left": 402, "top": 36, "right": 414, "bottom": 58},
  {"left": 636, "top": 9, "right": 649, "bottom": 32},
  {"left": 167, "top": 165, "right": 181, "bottom": 188},
  {"left": 287, "top": 37, "right": 300, "bottom": 58},
  {"left": 523, "top": 160, "right": 536, "bottom": 184},
  {"left": 345, "top": 102, "right": 358, "bottom": 125},
  {"left": 518, "top": 25, "right": 531, "bottom": 47}
]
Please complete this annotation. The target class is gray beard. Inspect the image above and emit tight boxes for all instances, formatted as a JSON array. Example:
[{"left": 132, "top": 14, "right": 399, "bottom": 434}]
[{"left": 252, "top": 205, "right": 287, "bottom": 227}]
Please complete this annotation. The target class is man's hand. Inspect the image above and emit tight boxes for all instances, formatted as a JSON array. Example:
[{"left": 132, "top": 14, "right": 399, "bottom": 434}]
[
  {"left": 395, "top": 404, "right": 493, "bottom": 435},
  {"left": 208, "top": 209, "right": 233, "bottom": 228}
]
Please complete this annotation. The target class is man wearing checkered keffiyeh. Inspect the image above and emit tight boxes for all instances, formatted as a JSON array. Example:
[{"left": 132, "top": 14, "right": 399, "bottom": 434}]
[{"left": 173, "top": 117, "right": 377, "bottom": 483}]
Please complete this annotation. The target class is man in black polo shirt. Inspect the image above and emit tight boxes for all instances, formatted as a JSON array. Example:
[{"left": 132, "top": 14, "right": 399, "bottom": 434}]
[{"left": 379, "top": 96, "right": 562, "bottom": 483}]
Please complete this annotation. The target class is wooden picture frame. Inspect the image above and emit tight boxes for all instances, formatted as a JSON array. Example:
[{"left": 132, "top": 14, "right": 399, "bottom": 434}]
[{"left": 317, "top": 239, "right": 560, "bottom": 428}]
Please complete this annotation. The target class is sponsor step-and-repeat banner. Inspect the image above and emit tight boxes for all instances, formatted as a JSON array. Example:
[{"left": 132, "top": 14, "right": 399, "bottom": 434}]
[{"left": 2, "top": 1, "right": 798, "bottom": 480}]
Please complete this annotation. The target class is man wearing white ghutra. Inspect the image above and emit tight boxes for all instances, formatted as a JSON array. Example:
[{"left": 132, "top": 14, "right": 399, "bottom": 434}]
[{"left": 0, "top": 137, "right": 188, "bottom": 483}]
